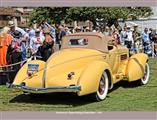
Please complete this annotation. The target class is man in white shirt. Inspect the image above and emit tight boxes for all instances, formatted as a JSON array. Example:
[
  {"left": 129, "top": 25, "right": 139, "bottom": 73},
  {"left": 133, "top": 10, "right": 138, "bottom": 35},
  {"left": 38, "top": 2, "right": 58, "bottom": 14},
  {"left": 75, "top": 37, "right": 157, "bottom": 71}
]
[
  {"left": 30, "top": 29, "right": 45, "bottom": 55},
  {"left": 124, "top": 26, "right": 134, "bottom": 53},
  {"left": 120, "top": 27, "right": 127, "bottom": 45}
]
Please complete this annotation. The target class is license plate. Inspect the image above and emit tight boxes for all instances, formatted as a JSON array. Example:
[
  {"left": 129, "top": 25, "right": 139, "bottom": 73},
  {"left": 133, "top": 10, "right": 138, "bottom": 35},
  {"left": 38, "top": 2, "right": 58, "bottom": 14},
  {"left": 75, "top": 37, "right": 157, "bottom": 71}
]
[{"left": 28, "top": 64, "right": 39, "bottom": 72}]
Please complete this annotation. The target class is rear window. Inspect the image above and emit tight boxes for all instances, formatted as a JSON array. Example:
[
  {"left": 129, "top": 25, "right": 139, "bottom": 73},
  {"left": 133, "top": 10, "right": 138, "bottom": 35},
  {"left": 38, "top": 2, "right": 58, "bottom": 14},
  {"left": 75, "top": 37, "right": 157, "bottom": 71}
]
[{"left": 69, "top": 38, "right": 88, "bottom": 46}]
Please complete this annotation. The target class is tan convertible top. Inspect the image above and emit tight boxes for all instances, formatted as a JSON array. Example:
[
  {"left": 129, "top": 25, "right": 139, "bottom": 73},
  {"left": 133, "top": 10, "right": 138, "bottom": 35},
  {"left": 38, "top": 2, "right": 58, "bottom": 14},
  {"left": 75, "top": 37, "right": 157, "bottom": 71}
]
[{"left": 61, "top": 32, "right": 115, "bottom": 52}]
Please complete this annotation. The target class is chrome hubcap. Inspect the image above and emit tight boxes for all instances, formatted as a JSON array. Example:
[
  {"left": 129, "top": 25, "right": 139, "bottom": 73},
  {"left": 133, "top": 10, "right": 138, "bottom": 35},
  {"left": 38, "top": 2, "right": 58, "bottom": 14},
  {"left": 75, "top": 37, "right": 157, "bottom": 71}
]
[{"left": 98, "top": 77, "right": 106, "bottom": 95}]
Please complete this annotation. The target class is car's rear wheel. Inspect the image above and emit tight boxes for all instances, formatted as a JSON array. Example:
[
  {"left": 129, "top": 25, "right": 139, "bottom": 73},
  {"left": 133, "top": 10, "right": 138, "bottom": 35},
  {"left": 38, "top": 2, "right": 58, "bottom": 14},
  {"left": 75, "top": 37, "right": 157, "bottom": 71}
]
[
  {"left": 140, "top": 63, "right": 150, "bottom": 85},
  {"left": 92, "top": 71, "right": 109, "bottom": 101}
]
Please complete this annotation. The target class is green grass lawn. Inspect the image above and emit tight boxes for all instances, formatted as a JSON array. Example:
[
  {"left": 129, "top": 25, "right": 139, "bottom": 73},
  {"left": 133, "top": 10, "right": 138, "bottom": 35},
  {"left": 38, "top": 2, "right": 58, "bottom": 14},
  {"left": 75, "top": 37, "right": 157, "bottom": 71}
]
[{"left": 0, "top": 58, "right": 157, "bottom": 111}]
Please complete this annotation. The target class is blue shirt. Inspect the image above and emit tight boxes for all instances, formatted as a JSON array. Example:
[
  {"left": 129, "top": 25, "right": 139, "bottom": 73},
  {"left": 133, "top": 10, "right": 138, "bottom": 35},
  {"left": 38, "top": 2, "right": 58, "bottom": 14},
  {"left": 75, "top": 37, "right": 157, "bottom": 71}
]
[{"left": 142, "top": 32, "right": 150, "bottom": 43}]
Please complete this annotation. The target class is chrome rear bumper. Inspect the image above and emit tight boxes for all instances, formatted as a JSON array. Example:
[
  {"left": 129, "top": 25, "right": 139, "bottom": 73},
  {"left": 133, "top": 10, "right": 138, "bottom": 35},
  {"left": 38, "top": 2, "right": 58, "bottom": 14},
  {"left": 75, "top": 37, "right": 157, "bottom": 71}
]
[{"left": 7, "top": 83, "right": 81, "bottom": 94}]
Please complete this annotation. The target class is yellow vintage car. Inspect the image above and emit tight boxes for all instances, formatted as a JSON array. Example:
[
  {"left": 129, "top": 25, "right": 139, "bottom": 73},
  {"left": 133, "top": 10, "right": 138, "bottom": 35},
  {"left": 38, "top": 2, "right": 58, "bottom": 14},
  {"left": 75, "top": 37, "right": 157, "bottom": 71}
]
[{"left": 9, "top": 32, "right": 150, "bottom": 101}]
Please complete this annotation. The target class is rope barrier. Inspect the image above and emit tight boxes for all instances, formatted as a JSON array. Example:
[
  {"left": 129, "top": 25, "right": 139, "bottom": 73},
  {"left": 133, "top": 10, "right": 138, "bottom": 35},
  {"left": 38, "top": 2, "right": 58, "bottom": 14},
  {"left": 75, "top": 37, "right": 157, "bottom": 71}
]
[
  {"left": 0, "top": 59, "right": 28, "bottom": 68},
  {"left": 0, "top": 55, "right": 43, "bottom": 69}
]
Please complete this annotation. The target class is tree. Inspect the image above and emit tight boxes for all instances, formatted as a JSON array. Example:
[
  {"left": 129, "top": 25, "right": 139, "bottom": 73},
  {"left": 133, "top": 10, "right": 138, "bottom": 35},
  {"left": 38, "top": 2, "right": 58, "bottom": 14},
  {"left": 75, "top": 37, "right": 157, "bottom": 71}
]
[
  {"left": 29, "top": 7, "right": 69, "bottom": 25},
  {"left": 29, "top": 7, "right": 153, "bottom": 28}
]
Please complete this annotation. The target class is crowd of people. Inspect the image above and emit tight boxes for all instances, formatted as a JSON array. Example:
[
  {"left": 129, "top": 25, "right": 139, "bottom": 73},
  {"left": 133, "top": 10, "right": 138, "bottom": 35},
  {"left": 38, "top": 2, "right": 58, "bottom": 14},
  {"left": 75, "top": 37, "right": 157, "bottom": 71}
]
[
  {"left": 0, "top": 21, "right": 157, "bottom": 69},
  {"left": 72, "top": 24, "right": 157, "bottom": 56}
]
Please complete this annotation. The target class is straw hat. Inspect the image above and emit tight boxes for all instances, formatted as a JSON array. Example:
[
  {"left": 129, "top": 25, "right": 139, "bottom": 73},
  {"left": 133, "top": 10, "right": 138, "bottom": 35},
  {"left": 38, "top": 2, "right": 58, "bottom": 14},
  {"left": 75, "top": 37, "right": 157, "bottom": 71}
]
[
  {"left": 133, "top": 24, "right": 139, "bottom": 27},
  {"left": 85, "top": 27, "right": 90, "bottom": 30},
  {"left": 35, "top": 29, "right": 40, "bottom": 33},
  {"left": 75, "top": 26, "right": 81, "bottom": 30},
  {"left": 126, "top": 25, "right": 131, "bottom": 28},
  {"left": 8, "top": 21, "right": 15, "bottom": 27}
]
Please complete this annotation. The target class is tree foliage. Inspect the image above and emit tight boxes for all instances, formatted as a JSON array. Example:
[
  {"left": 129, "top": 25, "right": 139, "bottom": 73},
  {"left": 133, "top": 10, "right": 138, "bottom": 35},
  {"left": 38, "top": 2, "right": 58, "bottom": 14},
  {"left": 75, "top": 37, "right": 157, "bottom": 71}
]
[
  {"left": 29, "top": 7, "right": 69, "bottom": 25},
  {"left": 29, "top": 7, "right": 153, "bottom": 27}
]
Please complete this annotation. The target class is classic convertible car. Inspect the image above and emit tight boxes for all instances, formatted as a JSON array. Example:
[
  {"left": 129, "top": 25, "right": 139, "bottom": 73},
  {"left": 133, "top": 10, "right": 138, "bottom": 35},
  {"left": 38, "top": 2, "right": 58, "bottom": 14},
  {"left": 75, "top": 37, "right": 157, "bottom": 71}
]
[{"left": 9, "top": 32, "right": 150, "bottom": 101}]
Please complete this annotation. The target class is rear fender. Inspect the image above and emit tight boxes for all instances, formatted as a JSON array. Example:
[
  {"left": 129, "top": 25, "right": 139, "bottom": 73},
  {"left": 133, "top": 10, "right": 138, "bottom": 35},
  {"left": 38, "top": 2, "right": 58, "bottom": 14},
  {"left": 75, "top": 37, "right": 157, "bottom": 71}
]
[
  {"left": 13, "top": 60, "right": 45, "bottom": 88},
  {"left": 126, "top": 53, "right": 148, "bottom": 81},
  {"left": 77, "top": 61, "right": 113, "bottom": 96}
]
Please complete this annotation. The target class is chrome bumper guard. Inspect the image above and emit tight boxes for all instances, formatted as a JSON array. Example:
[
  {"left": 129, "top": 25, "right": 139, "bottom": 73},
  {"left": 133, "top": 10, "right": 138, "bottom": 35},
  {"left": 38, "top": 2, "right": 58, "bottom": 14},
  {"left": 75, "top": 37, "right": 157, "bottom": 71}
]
[{"left": 7, "top": 83, "right": 81, "bottom": 93}]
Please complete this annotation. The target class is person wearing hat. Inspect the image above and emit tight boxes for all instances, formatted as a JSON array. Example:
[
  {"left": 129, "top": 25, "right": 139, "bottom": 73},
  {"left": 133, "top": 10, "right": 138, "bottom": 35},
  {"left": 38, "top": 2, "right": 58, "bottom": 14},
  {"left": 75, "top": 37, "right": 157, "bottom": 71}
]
[
  {"left": 30, "top": 29, "right": 45, "bottom": 56},
  {"left": 40, "top": 29, "right": 55, "bottom": 61},
  {"left": 8, "top": 21, "right": 29, "bottom": 61},
  {"left": 7, "top": 30, "right": 23, "bottom": 77},
  {"left": 8, "top": 21, "right": 28, "bottom": 39},
  {"left": 58, "top": 25, "right": 66, "bottom": 49},
  {"left": 120, "top": 26, "right": 127, "bottom": 45},
  {"left": 75, "top": 26, "right": 82, "bottom": 33},
  {"left": 40, "top": 21, "right": 56, "bottom": 43},
  {"left": 85, "top": 27, "right": 91, "bottom": 32},
  {"left": 65, "top": 27, "right": 71, "bottom": 35},
  {"left": 132, "top": 24, "right": 141, "bottom": 53},
  {"left": 124, "top": 26, "right": 134, "bottom": 54}
]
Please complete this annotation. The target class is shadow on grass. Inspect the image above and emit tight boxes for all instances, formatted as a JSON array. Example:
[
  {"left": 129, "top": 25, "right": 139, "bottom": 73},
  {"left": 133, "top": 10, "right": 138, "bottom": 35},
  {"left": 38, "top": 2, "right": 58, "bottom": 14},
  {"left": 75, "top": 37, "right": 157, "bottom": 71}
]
[
  {"left": 9, "top": 92, "right": 95, "bottom": 107},
  {"left": 9, "top": 80, "right": 150, "bottom": 106},
  {"left": 108, "top": 80, "right": 142, "bottom": 93}
]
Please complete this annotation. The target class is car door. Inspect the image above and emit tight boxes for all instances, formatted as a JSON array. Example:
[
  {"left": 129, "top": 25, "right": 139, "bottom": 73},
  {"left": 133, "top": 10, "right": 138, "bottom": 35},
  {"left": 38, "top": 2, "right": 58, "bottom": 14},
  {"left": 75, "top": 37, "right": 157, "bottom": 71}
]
[
  {"left": 107, "top": 45, "right": 128, "bottom": 83},
  {"left": 107, "top": 45, "right": 120, "bottom": 74},
  {"left": 117, "top": 46, "right": 129, "bottom": 76}
]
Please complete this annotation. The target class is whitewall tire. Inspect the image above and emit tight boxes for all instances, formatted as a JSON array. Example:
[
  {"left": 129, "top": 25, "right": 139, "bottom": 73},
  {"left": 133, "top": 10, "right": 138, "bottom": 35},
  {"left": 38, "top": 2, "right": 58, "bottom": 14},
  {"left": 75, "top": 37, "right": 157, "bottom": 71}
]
[
  {"left": 140, "top": 63, "right": 150, "bottom": 85},
  {"left": 94, "top": 71, "right": 109, "bottom": 101}
]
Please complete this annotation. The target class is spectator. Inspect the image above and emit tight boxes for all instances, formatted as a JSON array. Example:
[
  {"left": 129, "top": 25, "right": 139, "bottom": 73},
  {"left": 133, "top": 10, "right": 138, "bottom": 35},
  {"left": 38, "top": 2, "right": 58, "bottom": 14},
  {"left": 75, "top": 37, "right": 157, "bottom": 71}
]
[
  {"left": 112, "top": 28, "right": 120, "bottom": 45},
  {"left": 149, "top": 28, "right": 153, "bottom": 41},
  {"left": 28, "top": 27, "right": 35, "bottom": 40},
  {"left": 0, "top": 27, "right": 13, "bottom": 66},
  {"left": 132, "top": 25, "right": 141, "bottom": 53},
  {"left": 151, "top": 29, "right": 157, "bottom": 56},
  {"left": 8, "top": 21, "right": 29, "bottom": 61},
  {"left": 55, "top": 24, "right": 60, "bottom": 44},
  {"left": 30, "top": 29, "right": 45, "bottom": 56},
  {"left": 65, "top": 27, "right": 72, "bottom": 35},
  {"left": 142, "top": 28, "right": 151, "bottom": 55},
  {"left": 93, "top": 27, "right": 102, "bottom": 33},
  {"left": 103, "top": 26, "right": 111, "bottom": 36},
  {"left": 120, "top": 26, "right": 127, "bottom": 45},
  {"left": 41, "top": 29, "right": 54, "bottom": 61},
  {"left": 7, "top": 31, "right": 23, "bottom": 75},
  {"left": 85, "top": 27, "right": 91, "bottom": 32},
  {"left": 75, "top": 26, "right": 82, "bottom": 33},
  {"left": 41, "top": 22, "right": 56, "bottom": 42},
  {"left": 109, "top": 27, "right": 113, "bottom": 36},
  {"left": 124, "top": 26, "right": 134, "bottom": 53},
  {"left": 58, "top": 25, "right": 66, "bottom": 49}
]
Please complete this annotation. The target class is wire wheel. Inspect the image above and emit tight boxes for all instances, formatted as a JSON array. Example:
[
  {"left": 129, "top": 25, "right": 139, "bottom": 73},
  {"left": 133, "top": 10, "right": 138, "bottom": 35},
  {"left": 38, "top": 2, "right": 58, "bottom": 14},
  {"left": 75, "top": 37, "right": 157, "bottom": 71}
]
[{"left": 95, "top": 71, "right": 109, "bottom": 101}]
